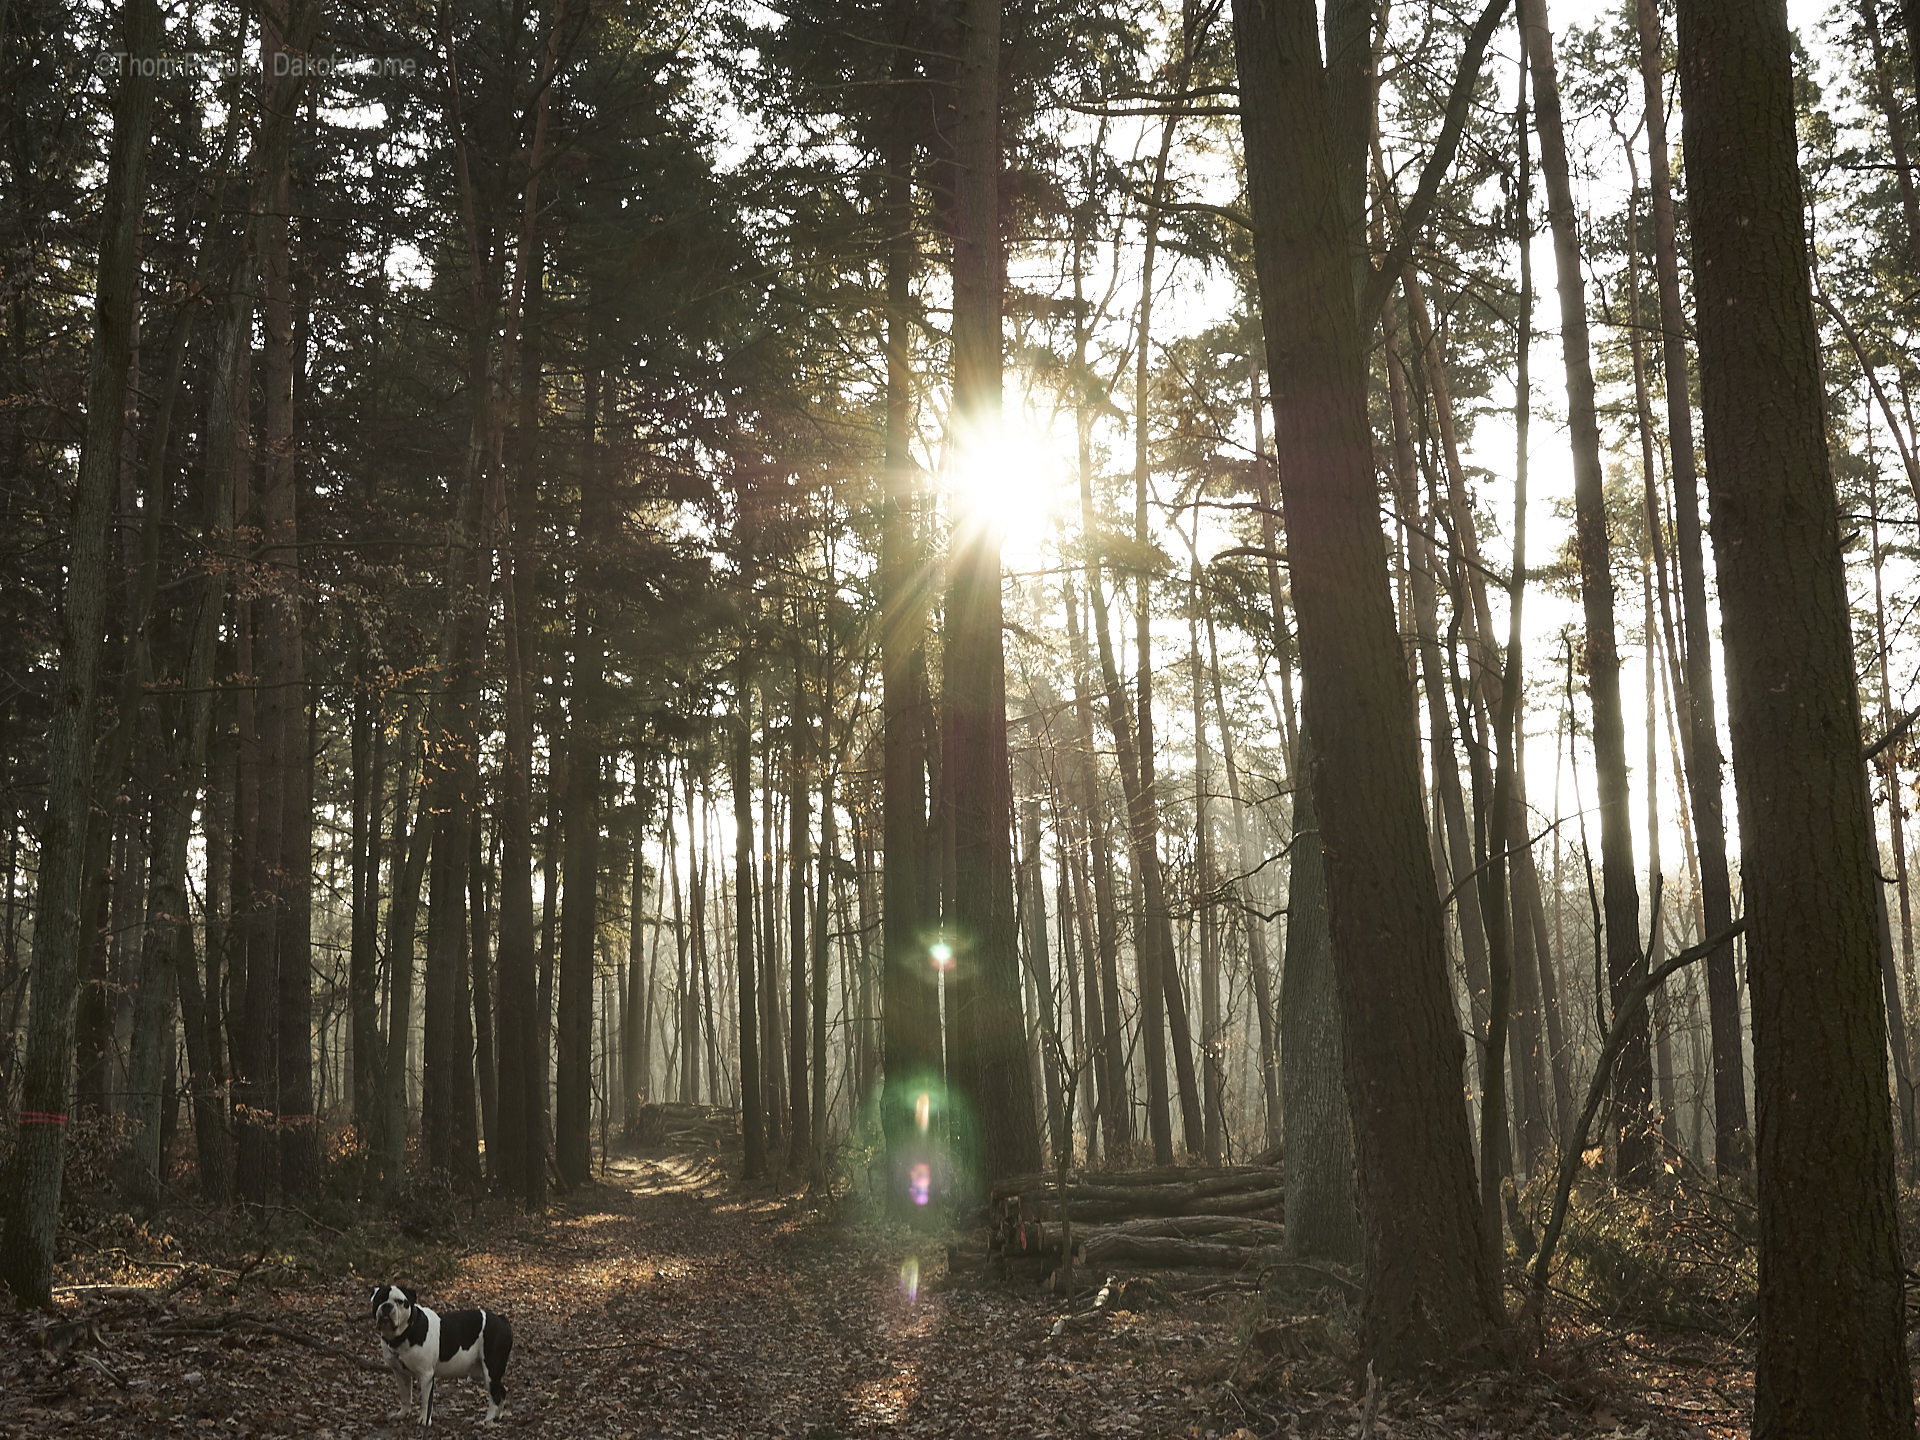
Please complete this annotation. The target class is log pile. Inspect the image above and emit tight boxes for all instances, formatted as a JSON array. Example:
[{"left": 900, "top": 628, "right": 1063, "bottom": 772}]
[
  {"left": 629, "top": 1102, "right": 740, "bottom": 1150},
  {"left": 985, "top": 1165, "right": 1286, "bottom": 1282}
]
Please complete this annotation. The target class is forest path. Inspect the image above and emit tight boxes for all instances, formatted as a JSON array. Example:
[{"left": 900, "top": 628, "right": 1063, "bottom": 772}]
[
  {"left": 0, "top": 1149, "right": 1205, "bottom": 1439},
  {"left": 447, "top": 1149, "right": 1205, "bottom": 1438},
  {"left": 0, "top": 1152, "right": 1748, "bottom": 1438}
]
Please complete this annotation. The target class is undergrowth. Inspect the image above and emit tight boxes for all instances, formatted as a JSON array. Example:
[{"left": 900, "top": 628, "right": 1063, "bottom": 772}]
[{"left": 1521, "top": 1166, "right": 1758, "bottom": 1337}]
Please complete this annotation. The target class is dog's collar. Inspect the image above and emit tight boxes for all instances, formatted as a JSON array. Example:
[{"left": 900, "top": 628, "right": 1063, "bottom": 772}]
[{"left": 399, "top": 1305, "right": 431, "bottom": 1349}]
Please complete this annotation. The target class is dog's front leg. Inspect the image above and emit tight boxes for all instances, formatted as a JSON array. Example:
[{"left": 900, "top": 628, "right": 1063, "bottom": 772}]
[{"left": 388, "top": 1362, "right": 414, "bottom": 1418}]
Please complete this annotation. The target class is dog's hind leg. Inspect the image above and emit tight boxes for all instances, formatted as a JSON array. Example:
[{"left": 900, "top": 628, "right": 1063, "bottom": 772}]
[
  {"left": 482, "top": 1315, "right": 512, "bottom": 1424},
  {"left": 483, "top": 1376, "right": 506, "bottom": 1425}
]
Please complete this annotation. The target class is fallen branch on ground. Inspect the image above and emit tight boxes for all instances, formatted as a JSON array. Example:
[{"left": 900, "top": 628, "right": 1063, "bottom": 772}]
[{"left": 151, "top": 1311, "right": 386, "bottom": 1373}]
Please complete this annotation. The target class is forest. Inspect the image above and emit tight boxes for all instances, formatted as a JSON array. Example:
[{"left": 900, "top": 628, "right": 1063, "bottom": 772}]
[{"left": 0, "top": 0, "right": 1914, "bottom": 1434}]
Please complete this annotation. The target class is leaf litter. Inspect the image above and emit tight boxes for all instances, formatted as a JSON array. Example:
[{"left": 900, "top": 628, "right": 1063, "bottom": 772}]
[{"left": 0, "top": 1149, "right": 1803, "bottom": 1437}]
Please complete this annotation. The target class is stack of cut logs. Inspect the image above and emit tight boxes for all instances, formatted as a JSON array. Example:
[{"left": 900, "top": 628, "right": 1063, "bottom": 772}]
[
  {"left": 629, "top": 1101, "right": 740, "bottom": 1150},
  {"left": 986, "top": 1164, "right": 1285, "bottom": 1281}
]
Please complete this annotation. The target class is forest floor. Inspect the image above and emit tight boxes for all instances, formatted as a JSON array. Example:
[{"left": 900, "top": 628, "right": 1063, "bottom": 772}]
[{"left": 0, "top": 1143, "right": 1788, "bottom": 1437}]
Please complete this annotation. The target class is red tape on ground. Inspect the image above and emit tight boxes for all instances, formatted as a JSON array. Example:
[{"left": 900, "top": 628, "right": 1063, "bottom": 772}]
[
  {"left": 275, "top": 1113, "right": 316, "bottom": 1127},
  {"left": 17, "top": 1111, "right": 68, "bottom": 1127}
]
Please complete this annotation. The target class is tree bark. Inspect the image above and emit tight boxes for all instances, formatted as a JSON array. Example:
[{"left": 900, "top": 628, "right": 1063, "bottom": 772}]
[
  {"left": 1130, "top": 3, "right": 1208, "bottom": 1162},
  {"left": 470, "top": 823, "right": 499, "bottom": 1180},
  {"left": 349, "top": 647, "right": 384, "bottom": 1132},
  {"left": 1231, "top": 0, "right": 1500, "bottom": 1368},
  {"left": 0, "top": 0, "right": 162, "bottom": 1303},
  {"left": 945, "top": 0, "right": 1041, "bottom": 1193},
  {"left": 1066, "top": 193, "right": 1131, "bottom": 1156},
  {"left": 788, "top": 645, "right": 812, "bottom": 1171},
  {"left": 1521, "top": 0, "right": 1649, "bottom": 1185},
  {"left": 1870, "top": 480, "right": 1920, "bottom": 1168},
  {"left": 1676, "top": 1, "right": 1916, "bottom": 1430},
  {"left": 810, "top": 645, "right": 836, "bottom": 1188},
  {"left": 736, "top": 656, "right": 766, "bottom": 1181},
  {"left": 1635, "top": 0, "right": 1748, "bottom": 1172},
  {"left": 1279, "top": 731, "right": 1359, "bottom": 1263},
  {"left": 556, "top": 677, "right": 599, "bottom": 1188},
  {"left": 1187, "top": 576, "right": 1224, "bottom": 1166},
  {"left": 1063, "top": 579, "right": 1127, "bottom": 1155}
]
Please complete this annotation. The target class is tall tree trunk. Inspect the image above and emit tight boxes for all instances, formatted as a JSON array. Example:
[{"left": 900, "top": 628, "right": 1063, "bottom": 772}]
[
  {"left": 1280, "top": 731, "right": 1359, "bottom": 1261},
  {"left": 945, "top": 0, "right": 1040, "bottom": 1192},
  {"left": 1188, "top": 578, "right": 1224, "bottom": 1165},
  {"left": 495, "top": 477, "right": 539, "bottom": 1201},
  {"left": 483, "top": 0, "right": 560, "bottom": 1210},
  {"left": 1077, "top": 441, "right": 1173, "bottom": 1162},
  {"left": 1065, "top": 184, "right": 1131, "bottom": 1156},
  {"left": 1383, "top": 277, "right": 1498, "bottom": 1123},
  {"left": 1677, "top": 2, "right": 1916, "bottom": 1430},
  {"left": 556, "top": 675, "right": 599, "bottom": 1188},
  {"left": 1521, "top": 0, "right": 1649, "bottom": 1185},
  {"left": 878, "top": 89, "right": 936, "bottom": 1194},
  {"left": 878, "top": 149, "right": 935, "bottom": 1189},
  {"left": 811, "top": 661, "right": 836, "bottom": 1189},
  {"left": 1022, "top": 800, "right": 1066, "bottom": 1166},
  {"left": 1513, "top": 775, "right": 1574, "bottom": 1131},
  {"left": 470, "top": 823, "right": 499, "bottom": 1181},
  {"left": 1635, "top": 0, "right": 1748, "bottom": 1171},
  {"left": 788, "top": 646, "right": 811, "bottom": 1171},
  {"left": 1063, "top": 580, "right": 1127, "bottom": 1155},
  {"left": 0, "top": 0, "right": 161, "bottom": 1303},
  {"left": 257, "top": 0, "right": 316, "bottom": 1201},
  {"left": 1202, "top": 593, "right": 1279, "bottom": 1147},
  {"left": 1128, "top": 3, "right": 1207, "bottom": 1163},
  {"left": 1871, "top": 479, "right": 1920, "bottom": 1168},
  {"left": 124, "top": 311, "right": 242, "bottom": 1211},
  {"left": 668, "top": 765, "right": 692, "bottom": 1106},
  {"left": 1231, "top": 0, "right": 1500, "bottom": 1368},
  {"left": 537, "top": 766, "right": 560, "bottom": 1169},
  {"left": 698, "top": 774, "right": 724, "bottom": 1105},
  {"left": 276, "top": 693, "right": 317, "bottom": 1192},
  {"left": 736, "top": 655, "right": 766, "bottom": 1180},
  {"left": 623, "top": 801, "right": 644, "bottom": 1133},
  {"left": 349, "top": 648, "right": 384, "bottom": 1132},
  {"left": 380, "top": 709, "right": 431, "bottom": 1196},
  {"left": 421, "top": 803, "right": 467, "bottom": 1176},
  {"left": 760, "top": 723, "right": 785, "bottom": 1140},
  {"left": 1503, "top": 67, "right": 1550, "bottom": 1174}
]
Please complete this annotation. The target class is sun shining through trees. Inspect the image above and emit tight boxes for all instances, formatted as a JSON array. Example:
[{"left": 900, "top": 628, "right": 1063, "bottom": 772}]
[
  {"left": 8, "top": 0, "right": 1920, "bottom": 1429},
  {"left": 943, "top": 414, "right": 1063, "bottom": 568}
]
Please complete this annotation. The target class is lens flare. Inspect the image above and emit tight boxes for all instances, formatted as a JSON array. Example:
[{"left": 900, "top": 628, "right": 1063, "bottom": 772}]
[
  {"left": 899, "top": 1257, "right": 920, "bottom": 1304},
  {"left": 929, "top": 942, "right": 954, "bottom": 972},
  {"left": 915, "top": 1092, "right": 931, "bottom": 1133},
  {"left": 910, "top": 1162, "right": 931, "bottom": 1207}
]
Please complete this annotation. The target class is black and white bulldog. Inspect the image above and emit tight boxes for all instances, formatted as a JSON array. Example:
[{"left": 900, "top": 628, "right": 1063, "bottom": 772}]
[{"left": 368, "top": 1283, "right": 513, "bottom": 1427}]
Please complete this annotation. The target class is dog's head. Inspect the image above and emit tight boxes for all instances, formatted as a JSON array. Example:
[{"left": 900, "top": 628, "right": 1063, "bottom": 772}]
[{"left": 368, "top": 1283, "right": 418, "bottom": 1340}]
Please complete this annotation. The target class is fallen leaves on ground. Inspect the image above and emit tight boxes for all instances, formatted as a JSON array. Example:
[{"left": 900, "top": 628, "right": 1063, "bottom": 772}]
[{"left": 0, "top": 1151, "right": 1770, "bottom": 1436}]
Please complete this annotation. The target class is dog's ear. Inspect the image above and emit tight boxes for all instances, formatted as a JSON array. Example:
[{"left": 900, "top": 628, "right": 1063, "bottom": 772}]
[
  {"left": 368, "top": 1285, "right": 386, "bottom": 1312},
  {"left": 402, "top": 1286, "right": 417, "bottom": 1306}
]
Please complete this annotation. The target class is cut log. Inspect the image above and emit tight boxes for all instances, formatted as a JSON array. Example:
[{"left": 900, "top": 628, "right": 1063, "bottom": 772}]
[
  {"left": 991, "top": 1164, "right": 1281, "bottom": 1203},
  {"left": 632, "top": 1102, "right": 741, "bottom": 1149},
  {"left": 1080, "top": 1216, "right": 1287, "bottom": 1244},
  {"left": 1080, "top": 1234, "right": 1284, "bottom": 1270},
  {"left": 992, "top": 1216, "right": 1287, "bottom": 1266},
  {"left": 1006, "top": 1185, "right": 1284, "bottom": 1224}
]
